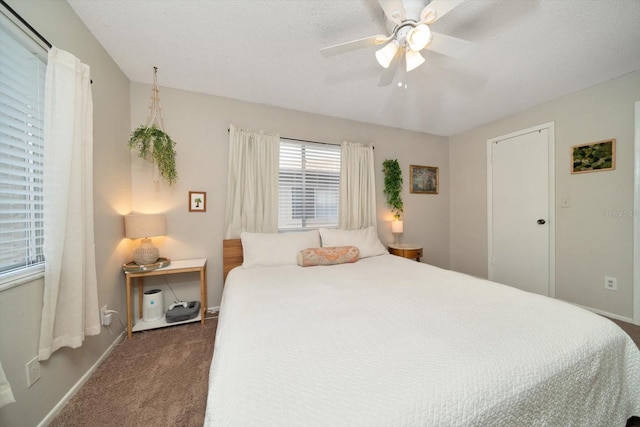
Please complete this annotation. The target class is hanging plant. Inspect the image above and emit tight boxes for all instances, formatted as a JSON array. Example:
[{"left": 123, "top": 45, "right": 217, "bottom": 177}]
[
  {"left": 128, "top": 124, "right": 177, "bottom": 184},
  {"left": 382, "top": 158, "right": 403, "bottom": 219},
  {"left": 128, "top": 67, "right": 178, "bottom": 185}
]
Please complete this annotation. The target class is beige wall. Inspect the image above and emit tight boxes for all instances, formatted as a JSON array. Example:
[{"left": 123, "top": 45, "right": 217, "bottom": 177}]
[
  {"left": 0, "top": 1, "right": 131, "bottom": 426},
  {"left": 450, "top": 71, "right": 640, "bottom": 320},
  {"left": 129, "top": 83, "right": 450, "bottom": 308}
]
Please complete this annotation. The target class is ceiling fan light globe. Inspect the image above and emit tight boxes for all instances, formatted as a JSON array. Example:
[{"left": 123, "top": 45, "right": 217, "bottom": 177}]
[
  {"left": 405, "top": 49, "right": 426, "bottom": 72},
  {"left": 375, "top": 40, "right": 399, "bottom": 68},
  {"left": 407, "top": 24, "right": 432, "bottom": 51}
]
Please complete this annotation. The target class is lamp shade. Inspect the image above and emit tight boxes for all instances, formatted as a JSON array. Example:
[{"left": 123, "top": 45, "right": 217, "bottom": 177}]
[
  {"left": 407, "top": 24, "right": 432, "bottom": 52},
  {"left": 405, "top": 49, "right": 426, "bottom": 72},
  {"left": 391, "top": 220, "right": 404, "bottom": 234},
  {"left": 124, "top": 214, "right": 166, "bottom": 239},
  {"left": 375, "top": 40, "right": 399, "bottom": 68}
]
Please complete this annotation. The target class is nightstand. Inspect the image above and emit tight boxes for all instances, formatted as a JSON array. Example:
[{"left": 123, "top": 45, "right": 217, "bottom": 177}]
[
  {"left": 123, "top": 258, "right": 207, "bottom": 338},
  {"left": 388, "top": 244, "right": 422, "bottom": 262}
]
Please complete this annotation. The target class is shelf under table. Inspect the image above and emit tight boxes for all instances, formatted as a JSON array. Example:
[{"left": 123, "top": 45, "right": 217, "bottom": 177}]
[{"left": 132, "top": 313, "right": 202, "bottom": 332}]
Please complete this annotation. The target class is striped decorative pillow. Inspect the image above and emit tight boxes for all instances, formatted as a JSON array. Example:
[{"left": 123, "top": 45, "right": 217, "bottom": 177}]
[{"left": 296, "top": 246, "right": 360, "bottom": 267}]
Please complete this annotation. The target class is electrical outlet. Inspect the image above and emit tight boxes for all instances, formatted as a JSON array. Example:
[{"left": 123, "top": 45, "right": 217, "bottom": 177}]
[
  {"left": 101, "top": 305, "right": 108, "bottom": 325},
  {"left": 604, "top": 276, "right": 617, "bottom": 291},
  {"left": 26, "top": 356, "right": 41, "bottom": 387}
]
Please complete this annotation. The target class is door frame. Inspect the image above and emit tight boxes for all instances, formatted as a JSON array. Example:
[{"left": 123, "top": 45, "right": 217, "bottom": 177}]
[
  {"left": 487, "top": 122, "right": 556, "bottom": 297},
  {"left": 633, "top": 101, "right": 640, "bottom": 325}
]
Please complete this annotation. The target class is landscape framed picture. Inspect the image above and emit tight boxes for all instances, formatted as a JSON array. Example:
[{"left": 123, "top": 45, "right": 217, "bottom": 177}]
[
  {"left": 189, "top": 191, "right": 206, "bottom": 212},
  {"left": 571, "top": 139, "right": 616, "bottom": 174},
  {"left": 410, "top": 165, "right": 439, "bottom": 194}
]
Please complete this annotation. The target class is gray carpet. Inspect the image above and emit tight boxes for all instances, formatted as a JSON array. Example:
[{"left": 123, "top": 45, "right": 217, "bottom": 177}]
[{"left": 50, "top": 318, "right": 217, "bottom": 427}]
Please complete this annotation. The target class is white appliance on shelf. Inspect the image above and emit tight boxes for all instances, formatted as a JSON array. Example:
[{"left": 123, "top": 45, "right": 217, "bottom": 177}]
[{"left": 142, "top": 289, "right": 163, "bottom": 322}]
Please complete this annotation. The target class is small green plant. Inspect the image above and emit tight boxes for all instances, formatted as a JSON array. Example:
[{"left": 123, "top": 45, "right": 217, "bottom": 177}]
[
  {"left": 382, "top": 159, "right": 403, "bottom": 219},
  {"left": 128, "top": 124, "right": 178, "bottom": 185}
]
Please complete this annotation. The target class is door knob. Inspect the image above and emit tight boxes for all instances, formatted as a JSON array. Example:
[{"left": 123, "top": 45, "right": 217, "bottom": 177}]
[{"left": 537, "top": 219, "right": 546, "bottom": 225}]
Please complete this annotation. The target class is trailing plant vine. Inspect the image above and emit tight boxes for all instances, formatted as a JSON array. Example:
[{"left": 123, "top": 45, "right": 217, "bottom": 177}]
[
  {"left": 382, "top": 158, "right": 403, "bottom": 219},
  {"left": 128, "top": 67, "right": 178, "bottom": 185},
  {"left": 128, "top": 124, "right": 178, "bottom": 185}
]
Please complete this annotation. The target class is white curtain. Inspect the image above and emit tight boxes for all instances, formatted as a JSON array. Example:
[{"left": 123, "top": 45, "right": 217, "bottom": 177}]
[
  {"left": 339, "top": 141, "right": 377, "bottom": 229},
  {"left": 39, "top": 47, "right": 100, "bottom": 361},
  {"left": 224, "top": 124, "right": 280, "bottom": 238},
  {"left": 0, "top": 361, "right": 15, "bottom": 409}
]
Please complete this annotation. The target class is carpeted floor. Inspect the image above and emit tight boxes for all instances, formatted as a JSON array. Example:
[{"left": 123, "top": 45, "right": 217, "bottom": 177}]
[
  {"left": 611, "top": 318, "right": 640, "bottom": 349},
  {"left": 49, "top": 318, "right": 217, "bottom": 427},
  {"left": 49, "top": 315, "right": 639, "bottom": 426}
]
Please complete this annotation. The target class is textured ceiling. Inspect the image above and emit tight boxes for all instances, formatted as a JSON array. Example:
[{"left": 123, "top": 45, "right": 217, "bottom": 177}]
[{"left": 67, "top": 0, "right": 640, "bottom": 137}]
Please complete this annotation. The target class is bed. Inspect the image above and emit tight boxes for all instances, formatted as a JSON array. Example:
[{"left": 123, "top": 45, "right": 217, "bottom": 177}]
[{"left": 205, "top": 229, "right": 640, "bottom": 426}]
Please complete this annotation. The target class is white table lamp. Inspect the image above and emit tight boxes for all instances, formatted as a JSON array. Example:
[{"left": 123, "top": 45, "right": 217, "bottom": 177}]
[
  {"left": 124, "top": 214, "right": 166, "bottom": 265},
  {"left": 391, "top": 219, "right": 403, "bottom": 245}
]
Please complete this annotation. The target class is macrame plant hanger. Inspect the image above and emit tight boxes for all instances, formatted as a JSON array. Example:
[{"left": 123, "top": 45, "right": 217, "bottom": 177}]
[{"left": 146, "top": 67, "right": 165, "bottom": 182}]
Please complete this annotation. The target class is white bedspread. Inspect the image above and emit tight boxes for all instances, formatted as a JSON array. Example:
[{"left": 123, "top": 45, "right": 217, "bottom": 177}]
[{"left": 205, "top": 254, "right": 640, "bottom": 426}]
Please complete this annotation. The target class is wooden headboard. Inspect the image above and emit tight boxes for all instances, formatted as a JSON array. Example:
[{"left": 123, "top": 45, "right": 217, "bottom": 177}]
[{"left": 223, "top": 239, "right": 243, "bottom": 283}]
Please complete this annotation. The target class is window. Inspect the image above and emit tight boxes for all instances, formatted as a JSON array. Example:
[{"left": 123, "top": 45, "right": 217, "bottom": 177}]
[
  {"left": 0, "top": 11, "right": 47, "bottom": 282},
  {"left": 278, "top": 139, "right": 340, "bottom": 231}
]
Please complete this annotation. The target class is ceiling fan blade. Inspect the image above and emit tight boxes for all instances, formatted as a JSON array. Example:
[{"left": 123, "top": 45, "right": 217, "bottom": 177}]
[
  {"left": 320, "top": 35, "right": 385, "bottom": 57},
  {"left": 378, "top": 53, "right": 400, "bottom": 87},
  {"left": 426, "top": 31, "right": 478, "bottom": 59},
  {"left": 421, "top": 0, "right": 465, "bottom": 23},
  {"left": 378, "top": 0, "right": 405, "bottom": 25}
]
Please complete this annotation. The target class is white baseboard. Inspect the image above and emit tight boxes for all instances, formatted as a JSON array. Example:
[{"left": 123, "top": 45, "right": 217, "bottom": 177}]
[
  {"left": 207, "top": 305, "right": 220, "bottom": 313},
  {"left": 38, "top": 330, "right": 126, "bottom": 427},
  {"left": 570, "top": 302, "right": 637, "bottom": 325}
]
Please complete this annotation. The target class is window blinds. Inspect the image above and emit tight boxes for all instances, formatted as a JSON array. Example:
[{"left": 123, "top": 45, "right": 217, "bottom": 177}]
[
  {"left": 278, "top": 139, "right": 341, "bottom": 231},
  {"left": 0, "top": 19, "right": 46, "bottom": 274}
]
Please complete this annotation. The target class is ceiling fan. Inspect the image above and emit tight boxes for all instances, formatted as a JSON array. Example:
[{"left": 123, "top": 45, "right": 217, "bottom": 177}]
[{"left": 320, "top": 0, "right": 477, "bottom": 87}]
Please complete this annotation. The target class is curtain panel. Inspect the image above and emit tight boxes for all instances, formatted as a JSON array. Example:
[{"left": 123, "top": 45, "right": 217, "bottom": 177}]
[
  {"left": 339, "top": 141, "right": 377, "bottom": 230},
  {"left": 39, "top": 47, "right": 100, "bottom": 361},
  {"left": 224, "top": 124, "right": 280, "bottom": 238},
  {"left": 0, "top": 361, "right": 14, "bottom": 409}
]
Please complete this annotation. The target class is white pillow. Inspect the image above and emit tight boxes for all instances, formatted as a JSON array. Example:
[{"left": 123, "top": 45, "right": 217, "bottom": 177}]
[
  {"left": 318, "top": 226, "right": 388, "bottom": 258},
  {"left": 241, "top": 230, "right": 321, "bottom": 268}
]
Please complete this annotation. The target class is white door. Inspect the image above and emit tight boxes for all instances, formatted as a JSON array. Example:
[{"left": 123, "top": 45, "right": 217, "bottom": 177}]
[{"left": 488, "top": 124, "right": 555, "bottom": 296}]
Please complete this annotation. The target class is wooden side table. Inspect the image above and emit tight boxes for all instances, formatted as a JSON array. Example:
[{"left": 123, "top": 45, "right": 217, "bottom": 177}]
[
  {"left": 124, "top": 258, "right": 207, "bottom": 338},
  {"left": 388, "top": 244, "right": 423, "bottom": 262}
]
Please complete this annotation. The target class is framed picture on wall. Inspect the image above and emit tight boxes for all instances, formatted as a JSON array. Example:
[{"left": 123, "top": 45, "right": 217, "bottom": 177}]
[
  {"left": 189, "top": 191, "right": 206, "bottom": 212},
  {"left": 571, "top": 139, "right": 616, "bottom": 174},
  {"left": 410, "top": 165, "right": 439, "bottom": 194}
]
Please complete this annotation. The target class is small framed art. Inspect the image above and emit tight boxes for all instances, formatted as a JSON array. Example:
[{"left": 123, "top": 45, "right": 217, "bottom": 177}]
[
  {"left": 410, "top": 165, "right": 439, "bottom": 194},
  {"left": 189, "top": 191, "right": 206, "bottom": 212},
  {"left": 571, "top": 139, "right": 615, "bottom": 174}
]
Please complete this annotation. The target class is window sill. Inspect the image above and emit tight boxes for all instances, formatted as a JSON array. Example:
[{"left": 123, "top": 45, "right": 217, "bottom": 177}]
[{"left": 0, "top": 265, "right": 45, "bottom": 292}]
